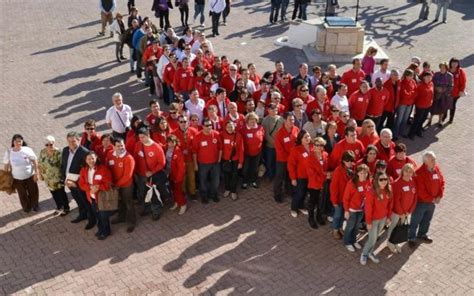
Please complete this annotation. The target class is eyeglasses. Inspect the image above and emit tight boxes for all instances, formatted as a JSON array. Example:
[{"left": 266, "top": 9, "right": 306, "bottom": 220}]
[
  {"left": 170, "top": 111, "right": 177, "bottom": 115},
  {"left": 295, "top": 104, "right": 303, "bottom": 108},
  {"left": 45, "top": 143, "right": 53, "bottom": 147},
  {"left": 179, "top": 121, "right": 188, "bottom": 124},
  {"left": 230, "top": 69, "right": 237, "bottom": 72},
  {"left": 378, "top": 178, "right": 388, "bottom": 182},
  {"left": 282, "top": 77, "right": 289, "bottom": 80},
  {"left": 204, "top": 124, "right": 212, "bottom": 127},
  {"left": 191, "top": 118, "right": 199, "bottom": 121},
  {"left": 331, "top": 110, "right": 339, "bottom": 113},
  {"left": 86, "top": 127, "right": 95, "bottom": 130},
  {"left": 315, "top": 144, "right": 324, "bottom": 147},
  {"left": 300, "top": 89, "right": 309, "bottom": 92}
]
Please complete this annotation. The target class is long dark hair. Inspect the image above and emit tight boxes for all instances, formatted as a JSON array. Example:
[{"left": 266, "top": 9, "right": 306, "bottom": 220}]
[
  {"left": 11, "top": 134, "right": 28, "bottom": 147},
  {"left": 295, "top": 129, "right": 309, "bottom": 146},
  {"left": 82, "top": 151, "right": 100, "bottom": 168},
  {"left": 352, "top": 164, "right": 369, "bottom": 186},
  {"left": 372, "top": 172, "right": 392, "bottom": 200}
]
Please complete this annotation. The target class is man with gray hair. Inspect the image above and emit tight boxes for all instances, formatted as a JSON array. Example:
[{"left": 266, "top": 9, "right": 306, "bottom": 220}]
[
  {"left": 60, "top": 132, "right": 95, "bottom": 228},
  {"left": 375, "top": 128, "right": 395, "bottom": 162},
  {"left": 105, "top": 92, "right": 133, "bottom": 140},
  {"left": 408, "top": 151, "right": 445, "bottom": 248}
]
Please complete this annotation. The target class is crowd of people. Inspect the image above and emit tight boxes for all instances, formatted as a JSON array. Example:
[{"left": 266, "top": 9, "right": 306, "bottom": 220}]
[{"left": 1, "top": 1, "right": 467, "bottom": 266}]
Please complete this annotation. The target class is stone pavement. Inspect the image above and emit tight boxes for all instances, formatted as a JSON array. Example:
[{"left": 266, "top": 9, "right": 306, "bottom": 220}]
[{"left": 0, "top": 0, "right": 473, "bottom": 295}]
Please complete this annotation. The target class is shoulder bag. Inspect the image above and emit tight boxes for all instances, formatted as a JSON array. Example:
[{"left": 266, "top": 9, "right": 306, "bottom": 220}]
[{"left": 388, "top": 217, "right": 410, "bottom": 244}]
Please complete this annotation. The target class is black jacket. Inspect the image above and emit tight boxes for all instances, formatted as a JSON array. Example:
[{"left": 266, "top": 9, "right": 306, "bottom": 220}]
[{"left": 60, "top": 145, "right": 89, "bottom": 182}]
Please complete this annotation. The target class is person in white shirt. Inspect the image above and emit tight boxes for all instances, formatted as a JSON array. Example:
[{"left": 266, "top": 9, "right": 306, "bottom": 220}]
[
  {"left": 185, "top": 89, "right": 206, "bottom": 122},
  {"left": 371, "top": 59, "right": 391, "bottom": 86},
  {"left": 105, "top": 92, "right": 133, "bottom": 140},
  {"left": 178, "top": 44, "right": 196, "bottom": 63},
  {"left": 3, "top": 134, "right": 39, "bottom": 212},
  {"left": 209, "top": 0, "right": 226, "bottom": 37},
  {"left": 330, "top": 83, "right": 350, "bottom": 114},
  {"left": 156, "top": 45, "right": 171, "bottom": 82},
  {"left": 241, "top": 68, "right": 256, "bottom": 94}
]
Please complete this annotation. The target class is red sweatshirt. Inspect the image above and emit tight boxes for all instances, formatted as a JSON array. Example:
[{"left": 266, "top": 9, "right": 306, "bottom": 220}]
[
  {"left": 173, "top": 66, "right": 194, "bottom": 93},
  {"left": 348, "top": 90, "right": 371, "bottom": 121},
  {"left": 329, "top": 139, "right": 365, "bottom": 170},
  {"left": 392, "top": 177, "right": 417, "bottom": 215},
  {"left": 383, "top": 79, "right": 401, "bottom": 112},
  {"left": 330, "top": 164, "right": 352, "bottom": 205},
  {"left": 451, "top": 67, "right": 467, "bottom": 98},
  {"left": 78, "top": 165, "right": 112, "bottom": 203},
  {"left": 192, "top": 130, "right": 222, "bottom": 164},
  {"left": 343, "top": 179, "right": 371, "bottom": 212},
  {"left": 359, "top": 132, "right": 379, "bottom": 148},
  {"left": 95, "top": 144, "right": 114, "bottom": 164},
  {"left": 80, "top": 132, "right": 102, "bottom": 152},
  {"left": 398, "top": 78, "right": 417, "bottom": 106},
  {"left": 220, "top": 74, "right": 240, "bottom": 93},
  {"left": 387, "top": 156, "right": 417, "bottom": 179},
  {"left": 223, "top": 113, "right": 246, "bottom": 131},
  {"left": 341, "top": 68, "right": 366, "bottom": 95},
  {"left": 240, "top": 125, "right": 264, "bottom": 156},
  {"left": 414, "top": 81, "right": 434, "bottom": 109},
  {"left": 374, "top": 140, "right": 395, "bottom": 163},
  {"left": 306, "top": 151, "right": 328, "bottom": 190},
  {"left": 171, "top": 127, "right": 198, "bottom": 162},
  {"left": 133, "top": 141, "right": 166, "bottom": 177},
  {"left": 107, "top": 152, "right": 135, "bottom": 188},
  {"left": 125, "top": 130, "right": 139, "bottom": 154},
  {"left": 221, "top": 131, "right": 245, "bottom": 165},
  {"left": 163, "top": 62, "right": 177, "bottom": 86},
  {"left": 274, "top": 125, "right": 299, "bottom": 162},
  {"left": 168, "top": 146, "right": 186, "bottom": 183},
  {"left": 367, "top": 87, "right": 390, "bottom": 117},
  {"left": 306, "top": 98, "right": 331, "bottom": 120},
  {"left": 415, "top": 164, "right": 445, "bottom": 203},
  {"left": 364, "top": 189, "right": 393, "bottom": 225},
  {"left": 287, "top": 144, "right": 314, "bottom": 180},
  {"left": 196, "top": 80, "right": 212, "bottom": 101}
]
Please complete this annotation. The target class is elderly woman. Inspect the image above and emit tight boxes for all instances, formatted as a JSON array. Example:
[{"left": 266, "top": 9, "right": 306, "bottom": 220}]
[
  {"left": 303, "top": 109, "right": 327, "bottom": 139},
  {"left": 241, "top": 112, "right": 264, "bottom": 189},
  {"left": 38, "top": 135, "right": 70, "bottom": 215},
  {"left": 408, "top": 151, "right": 445, "bottom": 248},
  {"left": 431, "top": 62, "right": 454, "bottom": 127},
  {"left": 291, "top": 97, "right": 309, "bottom": 129},
  {"left": 306, "top": 85, "right": 330, "bottom": 120},
  {"left": 3, "top": 134, "right": 39, "bottom": 212}
]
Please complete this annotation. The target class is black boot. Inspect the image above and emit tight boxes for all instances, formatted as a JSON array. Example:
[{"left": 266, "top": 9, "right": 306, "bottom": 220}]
[
  {"left": 308, "top": 210, "right": 318, "bottom": 229},
  {"left": 316, "top": 209, "right": 326, "bottom": 225}
]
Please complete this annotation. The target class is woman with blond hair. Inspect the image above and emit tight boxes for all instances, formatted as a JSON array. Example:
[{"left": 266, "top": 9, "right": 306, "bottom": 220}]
[
  {"left": 306, "top": 137, "right": 328, "bottom": 228},
  {"left": 360, "top": 171, "right": 393, "bottom": 265},
  {"left": 358, "top": 119, "right": 379, "bottom": 148},
  {"left": 240, "top": 112, "right": 264, "bottom": 189}
]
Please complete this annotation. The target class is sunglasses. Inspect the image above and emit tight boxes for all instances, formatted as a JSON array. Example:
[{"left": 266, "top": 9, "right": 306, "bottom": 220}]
[
  {"left": 204, "top": 124, "right": 212, "bottom": 127},
  {"left": 282, "top": 77, "right": 289, "bottom": 80},
  {"left": 45, "top": 143, "right": 53, "bottom": 147},
  {"left": 315, "top": 144, "right": 324, "bottom": 147},
  {"left": 191, "top": 118, "right": 199, "bottom": 121},
  {"left": 230, "top": 69, "right": 237, "bottom": 72},
  {"left": 295, "top": 104, "right": 303, "bottom": 107},
  {"left": 314, "top": 112, "right": 321, "bottom": 115},
  {"left": 379, "top": 178, "right": 388, "bottom": 182},
  {"left": 86, "top": 127, "right": 95, "bottom": 130},
  {"left": 300, "top": 89, "right": 309, "bottom": 92},
  {"left": 179, "top": 121, "right": 188, "bottom": 124},
  {"left": 331, "top": 110, "right": 339, "bottom": 113}
]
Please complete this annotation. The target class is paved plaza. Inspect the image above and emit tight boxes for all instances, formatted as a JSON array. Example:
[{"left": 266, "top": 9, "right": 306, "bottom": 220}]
[{"left": 0, "top": 0, "right": 473, "bottom": 295}]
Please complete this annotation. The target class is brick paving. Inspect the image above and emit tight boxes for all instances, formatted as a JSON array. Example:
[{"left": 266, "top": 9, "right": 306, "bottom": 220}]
[{"left": 0, "top": 0, "right": 473, "bottom": 295}]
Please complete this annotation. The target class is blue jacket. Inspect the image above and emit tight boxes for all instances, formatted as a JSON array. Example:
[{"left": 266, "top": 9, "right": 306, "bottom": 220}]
[{"left": 132, "top": 29, "right": 145, "bottom": 49}]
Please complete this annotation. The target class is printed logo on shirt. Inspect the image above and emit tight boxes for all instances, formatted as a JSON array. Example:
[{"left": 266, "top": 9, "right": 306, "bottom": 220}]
[
  {"left": 94, "top": 175, "right": 103, "bottom": 180},
  {"left": 167, "top": 67, "right": 171, "bottom": 71},
  {"left": 118, "top": 162, "right": 124, "bottom": 168},
  {"left": 109, "top": 160, "right": 115, "bottom": 166},
  {"left": 302, "top": 152, "right": 308, "bottom": 158},
  {"left": 358, "top": 186, "right": 364, "bottom": 192},
  {"left": 212, "top": 138, "right": 218, "bottom": 144},
  {"left": 148, "top": 152, "right": 154, "bottom": 157}
]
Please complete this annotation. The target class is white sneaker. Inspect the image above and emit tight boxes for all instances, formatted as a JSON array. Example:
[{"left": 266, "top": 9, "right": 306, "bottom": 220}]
[
  {"left": 299, "top": 209, "right": 309, "bottom": 216},
  {"left": 290, "top": 210, "right": 298, "bottom": 218},
  {"left": 178, "top": 205, "right": 187, "bottom": 215},
  {"left": 368, "top": 253, "right": 380, "bottom": 264},
  {"left": 223, "top": 190, "right": 230, "bottom": 198},
  {"left": 222, "top": 22, "right": 227, "bottom": 26},
  {"left": 345, "top": 245, "right": 356, "bottom": 252},
  {"left": 327, "top": 216, "right": 334, "bottom": 222},
  {"left": 387, "top": 242, "right": 398, "bottom": 253},
  {"left": 200, "top": 24, "right": 205, "bottom": 28},
  {"left": 360, "top": 254, "right": 367, "bottom": 265},
  {"left": 170, "top": 203, "right": 178, "bottom": 210},
  {"left": 353, "top": 242, "right": 362, "bottom": 250},
  {"left": 395, "top": 244, "right": 402, "bottom": 253},
  {"left": 231, "top": 193, "right": 238, "bottom": 201}
]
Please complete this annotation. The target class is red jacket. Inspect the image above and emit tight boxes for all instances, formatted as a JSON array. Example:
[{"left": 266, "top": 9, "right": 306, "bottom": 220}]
[
  {"left": 329, "top": 139, "right": 365, "bottom": 170},
  {"left": 173, "top": 66, "right": 194, "bottom": 93},
  {"left": 387, "top": 156, "right": 417, "bottom": 179},
  {"left": 192, "top": 130, "right": 222, "bottom": 164},
  {"left": 364, "top": 189, "right": 393, "bottom": 225},
  {"left": 274, "top": 125, "right": 299, "bottom": 162},
  {"left": 306, "top": 98, "right": 331, "bottom": 119},
  {"left": 78, "top": 165, "right": 112, "bottom": 203},
  {"left": 107, "top": 152, "right": 135, "bottom": 188},
  {"left": 343, "top": 179, "right": 371, "bottom": 212},
  {"left": 451, "top": 67, "right": 467, "bottom": 98},
  {"left": 221, "top": 131, "right": 244, "bottom": 165},
  {"left": 151, "top": 131, "right": 169, "bottom": 149},
  {"left": 146, "top": 111, "right": 168, "bottom": 127},
  {"left": 367, "top": 87, "right": 390, "bottom": 117},
  {"left": 414, "top": 81, "right": 434, "bottom": 109},
  {"left": 398, "top": 78, "right": 417, "bottom": 106},
  {"left": 142, "top": 46, "right": 162, "bottom": 69},
  {"left": 348, "top": 90, "right": 371, "bottom": 121},
  {"left": 171, "top": 127, "right": 198, "bottom": 162},
  {"left": 195, "top": 80, "right": 212, "bottom": 101},
  {"left": 359, "top": 132, "right": 379, "bottom": 148},
  {"left": 275, "top": 82, "right": 293, "bottom": 108},
  {"left": 223, "top": 113, "right": 246, "bottom": 131},
  {"left": 240, "top": 125, "right": 264, "bottom": 156},
  {"left": 133, "top": 141, "right": 166, "bottom": 177},
  {"left": 95, "top": 144, "right": 114, "bottom": 163},
  {"left": 80, "top": 132, "right": 102, "bottom": 152},
  {"left": 374, "top": 140, "right": 395, "bottom": 163},
  {"left": 414, "top": 164, "right": 445, "bottom": 203},
  {"left": 341, "top": 68, "right": 366, "bottom": 95},
  {"left": 205, "top": 98, "right": 231, "bottom": 117},
  {"left": 383, "top": 79, "right": 401, "bottom": 112},
  {"left": 356, "top": 158, "right": 378, "bottom": 176},
  {"left": 288, "top": 144, "right": 314, "bottom": 180},
  {"left": 220, "top": 74, "right": 240, "bottom": 93},
  {"left": 168, "top": 146, "right": 186, "bottom": 183},
  {"left": 163, "top": 62, "right": 177, "bottom": 86},
  {"left": 191, "top": 57, "right": 212, "bottom": 72},
  {"left": 306, "top": 151, "right": 328, "bottom": 189},
  {"left": 125, "top": 130, "right": 139, "bottom": 154},
  {"left": 330, "top": 164, "right": 352, "bottom": 205},
  {"left": 392, "top": 177, "right": 417, "bottom": 215}
]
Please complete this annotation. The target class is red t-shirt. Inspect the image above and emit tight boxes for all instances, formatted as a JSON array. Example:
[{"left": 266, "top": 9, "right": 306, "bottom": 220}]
[
  {"left": 133, "top": 141, "right": 166, "bottom": 176},
  {"left": 192, "top": 130, "right": 222, "bottom": 164},
  {"left": 240, "top": 125, "right": 264, "bottom": 156}
]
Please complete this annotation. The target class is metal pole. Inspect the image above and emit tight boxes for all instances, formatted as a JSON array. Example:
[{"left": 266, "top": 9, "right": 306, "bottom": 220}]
[
  {"left": 325, "top": 0, "right": 329, "bottom": 23},
  {"left": 355, "top": 0, "right": 360, "bottom": 22}
]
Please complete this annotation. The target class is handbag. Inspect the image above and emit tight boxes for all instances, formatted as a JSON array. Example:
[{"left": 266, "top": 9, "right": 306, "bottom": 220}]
[
  {"left": 98, "top": 187, "right": 119, "bottom": 211},
  {"left": 0, "top": 148, "right": 16, "bottom": 195},
  {"left": 388, "top": 217, "right": 410, "bottom": 244},
  {"left": 222, "top": 133, "right": 237, "bottom": 173}
]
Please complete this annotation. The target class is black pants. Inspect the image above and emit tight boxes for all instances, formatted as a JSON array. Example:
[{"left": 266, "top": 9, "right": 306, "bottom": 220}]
[
  {"left": 445, "top": 96, "right": 460, "bottom": 122},
  {"left": 117, "top": 185, "right": 136, "bottom": 226},
  {"left": 112, "top": 131, "right": 128, "bottom": 142},
  {"left": 159, "top": 10, "right": 170, "bottom": 29},
  {"left": 211, "top": 12, "right": 221, "bottom": 35},
  {"left": 135, "top": 171, "right": 170, "bottom": 216},
  {"left": 366, "top": 115, "right": 381, "bottom": 130},
  {"left": 179, "top": 5, "right": 189, "bottom": 26},
  {"left": 320, "top": 180, "right": 333, "bottom": 216},
  {"left": 135, "top": 50, "right": 143, "bottom": 78},
  {"left": 409, "top": 107, "right": 430, "bottom": 137},
  {"left": 70, "top": 187, "right": 96, "bottom": 224},
  {"left": 115, "top": 42, "right": 124, "bottom": 61},
  {"left": 308, "top": 189, "right": 322, "bottom": 212},
  {"left": 13, "top": 177, "right": 39, "bottom": 211},
  {"left": 51, "top": 188, "right": 69, "bottom": 211},
  {"left": 273, "top": 161, "right": 290, "bottom": 199},
  {"left": 223, "top": 160, "right": 239, "bottom": 193},
  {"left": 127, "top": 0, "right": 135, "bottom": 14},
  {"left": 223, "top": 0, "right": 231, "bottom": 22},
  {"left": 292, "top": 0, "right": 302, "bottom": 20},
  {"left": 379, "top": 111, "right": 395, "bottom": 133},
  {"left": 270, "top": 2, "right": 281, "bottom": 23},
  {"left": 243, "top": 154, "right": 261, "bottom": 184}
]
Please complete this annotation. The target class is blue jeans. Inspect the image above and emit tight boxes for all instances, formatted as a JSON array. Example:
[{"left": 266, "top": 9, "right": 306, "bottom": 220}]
[
  {"left": 198, "top": 163, "right": 220, "bottom": 202},
  {"left": 343, "top": 211, "right": 364, "bottom": 245},
  {"left": 91, "top": 200, "right": 111, "bottom": 236},
  {"left": 129, "top": 47, "right": 135, "bottom": 71},
  {"left": 331, "top": 204, "right": 344, "bottom": 230},
  {"left": 280, "top": 0, "right": 289, "bottom": 21},
  {"left": 435, "top": 1, "right": 449, "bottom": 21},
  {"left": 263, "top": 147, "right": 276, "bottom": 180},
  {"left": 409, "top": 202, "right": 436, "bottom": 240},
  {"left": 291, "top": 178, "right": 308, "bottom": 211},
  {"left": 194, "top": 4, "right": 205, "bottom": 24},
  {"left": 362, "top": 218, "right": 386, "bottom": 256},
  {"left": 393, "top": 104, "right": 412, "bottom": 138},
  {"left": 300, "top": 3, "right": 308, "bottom": 20}
]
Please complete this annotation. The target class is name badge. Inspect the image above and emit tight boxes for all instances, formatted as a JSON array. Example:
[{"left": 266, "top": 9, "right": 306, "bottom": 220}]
[
  {"left": 302, "top": 152, "right": 308, "bottom": 158},
  {"left": 94, "top": 175, "right": 103, "bottom": 180},
  {"left": 108, "top": 160, "right": 115, "bottom": 166},
  {"left": 224, "top": 139, "right": 231, "bottom": 144},
  {"left": 167, "top": 67, "right": 171, "bottom": 71},
  {"left": 396, "top": 169, "right": 401, "bottom": 175},
  {"left": 183, "top": 149, "right": 188, "bottom": 155},
  {"left": 433, "top": 174, "right": 439, "bottom": 180},
  {"left": 283, "top": 137, "right": 290, "bottom": 143},
  {"left": 382, "top": 96, "right": 386, "bottom": 100},
  {"left": 138, "top": 151, "right": 144, "bottom": 157},
  {"left": 352, "top": 79, "right": 357, "bottom": 83},
  {"left": 358, "top": 97, "right": 364, "bottom": 102},
  {"left": 201, "top": 141, "right": 208, "bottom": 147},
  {"left": 247, "top": 133, "right": 253, "bottom": 138},
  {"left": 320, "top": 160, "right": 324, "bottom": 165},
  {"left": 182, "top": 74, "right": 187, "bottom": 78},
  {"left": 402, "top": 186, "right": 410, "bottom": 192},
  {"left": 358, "top": 186, "right": 364, "bottom": 192}
]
